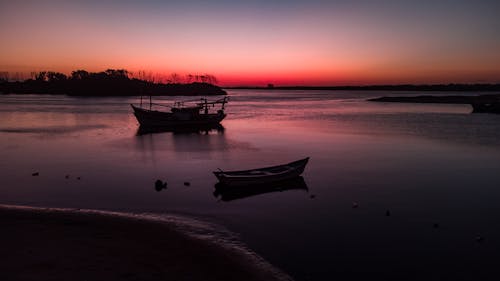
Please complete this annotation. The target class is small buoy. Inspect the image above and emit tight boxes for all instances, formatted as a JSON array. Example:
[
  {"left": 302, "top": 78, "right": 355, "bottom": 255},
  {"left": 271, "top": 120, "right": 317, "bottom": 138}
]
[
  {"left": 32, "top": 172, "right": 39, "bottom": 176},
  {"left": 385, "top": 210, "right": 391, "bottom": 216},
  {"left": 310, "top": 194, "right": 316, "bottom": 199},
  {"left": 352, "top": 202, "right": 359, "bottom": 208},
  {"left": 183, "top": 182, "right": 190, "bottom": 186}
]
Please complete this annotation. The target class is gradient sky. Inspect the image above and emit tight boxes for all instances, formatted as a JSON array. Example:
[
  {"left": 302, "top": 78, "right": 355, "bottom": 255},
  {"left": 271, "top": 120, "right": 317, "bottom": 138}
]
[{"left": 1, "top": 0, "right": 500, "bottom": 86}]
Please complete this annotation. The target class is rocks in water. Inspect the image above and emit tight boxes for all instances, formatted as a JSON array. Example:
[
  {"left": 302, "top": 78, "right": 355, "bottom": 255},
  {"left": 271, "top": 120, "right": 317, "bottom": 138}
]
[
  {"left": 65, "top": 175, "right": 70, "bottom": 179},
  {"left": 77, "top": 177, "right": 81, "bottom": 180},
  {"left": 433, "top": 223, "right": 440, "bottom": 229},
  {"left": 352, "top": 202, "right": 359, "bottom": 209},
  {"left": 183, "top": 182, "right": 191, "bottom": 187},
  {"left": 385, "top": 210, "right": 391, "bottom": 217},
  {"left": 309, "top": 194, "right": 316, "bottom": 199},
  {"left": 155, "top": 179, "right": 167, "bottom": 192},
  {"left": 476, "top": 236, "right": 484, "bottom": 243},
  {"left": 32, "top": 172, "right": 39, "bottom": 176}
]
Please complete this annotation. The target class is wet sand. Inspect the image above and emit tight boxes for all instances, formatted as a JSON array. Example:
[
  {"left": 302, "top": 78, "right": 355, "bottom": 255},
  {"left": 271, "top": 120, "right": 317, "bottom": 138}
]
[{"left": 0, "top": 205, "right": 292, "bottom": 281}]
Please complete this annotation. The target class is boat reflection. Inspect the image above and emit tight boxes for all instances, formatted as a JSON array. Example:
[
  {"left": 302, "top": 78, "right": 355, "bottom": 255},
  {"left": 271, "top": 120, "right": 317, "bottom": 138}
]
[
  {"left": 213, "top": 176, "right": 308, "bottom": 202},
  {"left": 136, "top": 124, "right": 225, "bottom": 136}
]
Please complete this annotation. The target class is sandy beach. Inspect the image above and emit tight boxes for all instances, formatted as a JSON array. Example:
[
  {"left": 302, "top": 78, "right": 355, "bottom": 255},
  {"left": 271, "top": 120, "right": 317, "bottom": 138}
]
[{"left": 0, "top": 205, "right": 292, "bottom": 281}]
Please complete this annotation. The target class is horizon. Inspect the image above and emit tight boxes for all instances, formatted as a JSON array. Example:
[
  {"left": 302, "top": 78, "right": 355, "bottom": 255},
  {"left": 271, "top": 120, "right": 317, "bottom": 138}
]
[{"left": 1, "top": 1, "right": 500, "bottom": 87}]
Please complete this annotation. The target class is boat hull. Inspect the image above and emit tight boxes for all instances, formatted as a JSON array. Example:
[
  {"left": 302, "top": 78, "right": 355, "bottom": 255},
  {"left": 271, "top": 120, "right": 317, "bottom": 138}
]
[
  {"left": 131, "top": 104, "right": 226, "bottom": 127},
  {"left": 214, "top": 176, "right": 308, "bottom": 201},
  {"left": 213, "top": 158, "right": 309, "bottom": 187}
]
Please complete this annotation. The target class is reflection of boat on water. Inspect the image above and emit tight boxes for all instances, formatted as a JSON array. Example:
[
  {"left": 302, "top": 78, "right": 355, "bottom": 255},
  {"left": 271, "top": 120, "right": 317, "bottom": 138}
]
[
  {"left": 214, "top": 176, "right": 308, "bottom": 201},
  {"left": 471, "top": 102, "right": 500, "bottom": 114},
  {"left": 136, "top": 123, "right": 225, "bottom": 136},
  {"left": 131, "top": 96, "right": 229, "bottom": 128},
  {"left": 213, "top": 158, "right": 309, "bottom": 187}
]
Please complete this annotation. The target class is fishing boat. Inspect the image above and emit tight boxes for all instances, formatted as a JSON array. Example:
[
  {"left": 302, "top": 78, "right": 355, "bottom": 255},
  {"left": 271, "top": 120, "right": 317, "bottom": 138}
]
[
  {"left": 214, "top": 176, "right": 308, "bottom": 201},
  {"left": 131, "top": 96, "right": 229, "bottom": 128},
  {"left": 213, "top": 157, "right": 310, "bottom": 187}
]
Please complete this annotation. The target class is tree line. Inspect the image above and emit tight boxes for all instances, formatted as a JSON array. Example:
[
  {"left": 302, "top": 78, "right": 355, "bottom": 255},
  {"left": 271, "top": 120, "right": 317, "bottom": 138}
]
[
  {"left": 0, "top": 69, "right": 218, "bottom": 85},
  {"left": 0, "top": 69, "right": 226, "bottom": 96}
]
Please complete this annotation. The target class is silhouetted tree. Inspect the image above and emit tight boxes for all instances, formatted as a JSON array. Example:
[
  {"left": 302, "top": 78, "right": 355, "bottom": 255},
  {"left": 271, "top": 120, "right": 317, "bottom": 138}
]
[
  {"left": 0, "top": 71, "right": 8, "bottom": 82},
  {"left": 169, "top": 73, "right": 181, "bottom": 84},
  {"left": 46, "top": 71, "right": 67, "bottom": 82},
  {"left": 204, "top": 74, "right": 217, "bottom": 84},
  {"left": 35, "top": 71, "right": 48, "bottom": 81},
  {"left": 71, "top": 70, "right": 89, "bottom": 80},
  {"left": 105, "top": 69, "right": 129, "bottom": 78}
]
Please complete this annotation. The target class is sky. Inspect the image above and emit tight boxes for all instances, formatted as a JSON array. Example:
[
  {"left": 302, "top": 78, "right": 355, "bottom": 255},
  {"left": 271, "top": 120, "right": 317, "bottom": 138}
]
[{"left": 1, "top": 0, "right": 500, "bottom": 86}]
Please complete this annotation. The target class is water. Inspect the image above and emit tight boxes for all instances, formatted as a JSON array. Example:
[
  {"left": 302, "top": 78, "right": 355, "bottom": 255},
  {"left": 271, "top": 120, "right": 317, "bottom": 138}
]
[{"left": 1, "top": 90, "right": 500, "bottom": 280}]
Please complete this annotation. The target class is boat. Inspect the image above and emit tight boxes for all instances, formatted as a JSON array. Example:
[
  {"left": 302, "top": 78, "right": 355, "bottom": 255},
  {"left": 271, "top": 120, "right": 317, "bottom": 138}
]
[
  {"left": 131, "top": 96, "right": 229, "bottom": 128},
  {"left": 213, "top": 157, "right": 309, "bottom": 187},
  {"left": 471, "top": 102, "right": 500, "bottom": 114},
  {"left": 214, "top": 176, "right": 308, "bottom": 201}
]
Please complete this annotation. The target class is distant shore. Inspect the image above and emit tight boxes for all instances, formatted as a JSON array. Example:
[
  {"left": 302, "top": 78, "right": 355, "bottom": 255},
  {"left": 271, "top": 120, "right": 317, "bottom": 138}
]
[
  {"left": 368, "top": 93, "right": 500, "bottom": 104},
  {"left": 226, "top": 84, "right": 500, "bottom": 92},
  {"left": 0, "top": 205, "right": 292, "bottom": 281}
]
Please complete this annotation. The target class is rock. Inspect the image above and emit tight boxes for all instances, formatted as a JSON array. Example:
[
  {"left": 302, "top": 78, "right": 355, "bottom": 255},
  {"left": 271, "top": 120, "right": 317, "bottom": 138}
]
[
  {"left": 32, "top": 172, "right": 39, "bottom": 176},
  {"left": 155, "top": 179, "right": 167, "bottom": 192}
]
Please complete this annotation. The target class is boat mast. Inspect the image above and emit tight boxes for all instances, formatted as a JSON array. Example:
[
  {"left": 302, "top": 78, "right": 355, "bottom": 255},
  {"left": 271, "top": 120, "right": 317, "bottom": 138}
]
[{"left": 221, "top": 96, "right": 227, "bottom": 110}]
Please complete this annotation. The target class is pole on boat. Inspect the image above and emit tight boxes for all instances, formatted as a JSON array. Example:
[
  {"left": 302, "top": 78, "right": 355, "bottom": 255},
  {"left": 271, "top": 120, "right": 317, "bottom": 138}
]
[
  {"left": 140, "top": 96, "right": 143, "bottom": 107},
  {"left": 149, "top": 96, "right": 152, "bottom": 110},
  {"left": 221, "top": 96, "right": 227, "bottom": 110}
]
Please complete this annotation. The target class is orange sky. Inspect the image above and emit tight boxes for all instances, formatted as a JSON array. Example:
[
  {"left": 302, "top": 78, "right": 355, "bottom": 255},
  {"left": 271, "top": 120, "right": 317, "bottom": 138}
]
[{"left": 1, "top": 1, "right": 499, "bottom": 86}]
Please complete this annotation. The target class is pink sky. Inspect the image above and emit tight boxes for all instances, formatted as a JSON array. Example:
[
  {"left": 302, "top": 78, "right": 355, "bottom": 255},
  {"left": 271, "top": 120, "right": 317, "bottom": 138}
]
[{"left": 1, "top": 1, "right": 499, "bottom": 86}]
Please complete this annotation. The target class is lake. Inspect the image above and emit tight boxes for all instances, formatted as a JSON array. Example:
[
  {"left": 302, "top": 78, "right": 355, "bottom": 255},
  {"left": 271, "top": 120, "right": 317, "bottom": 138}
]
[{"left": 1, "top": 90, "right": 500, "bottom": 280}]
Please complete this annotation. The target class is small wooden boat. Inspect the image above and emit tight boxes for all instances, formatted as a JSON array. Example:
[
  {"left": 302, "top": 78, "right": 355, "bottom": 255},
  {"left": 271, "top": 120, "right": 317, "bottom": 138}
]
[
  {"left": 213, "top": 157, "right": 309, "bottom": 187},
  {"left": 214, "top": 176, "right": 308, "bottom": 201},
  {"left": 131, "top": 96, "right": 229, "bottom": 128}
]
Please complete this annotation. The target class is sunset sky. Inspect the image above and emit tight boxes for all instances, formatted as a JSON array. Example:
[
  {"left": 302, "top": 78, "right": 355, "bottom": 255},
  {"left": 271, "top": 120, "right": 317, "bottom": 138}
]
[{"left": 1, "top": 0, "right": 499, "bottom": 86}]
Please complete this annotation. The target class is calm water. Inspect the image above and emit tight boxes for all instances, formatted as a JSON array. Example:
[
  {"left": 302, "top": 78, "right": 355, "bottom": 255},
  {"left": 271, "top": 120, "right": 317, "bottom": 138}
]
[{"left": 1, "top": 90, "right": 500, "bottom": 280}]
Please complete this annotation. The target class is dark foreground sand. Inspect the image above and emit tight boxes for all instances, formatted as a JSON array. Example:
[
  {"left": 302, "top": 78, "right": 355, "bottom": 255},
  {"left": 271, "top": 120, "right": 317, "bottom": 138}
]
[{"left": 0, "top": 205, "right": 292, "bottom": 281}]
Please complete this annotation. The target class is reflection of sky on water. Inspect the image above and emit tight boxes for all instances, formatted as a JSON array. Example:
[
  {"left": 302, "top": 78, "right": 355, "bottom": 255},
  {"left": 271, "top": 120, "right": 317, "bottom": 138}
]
[{"left": 1, "top": 91, "right": 500, "bottom": 281}]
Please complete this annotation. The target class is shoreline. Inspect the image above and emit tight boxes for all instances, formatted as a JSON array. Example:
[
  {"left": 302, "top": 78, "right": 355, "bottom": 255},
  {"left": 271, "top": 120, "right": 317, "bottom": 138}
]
[
  {"left": 0, "top": 204, "right": 293, "bottom": 281},
  {"left": 367, "top": 93, "right": 500, "bottom": 104}
]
